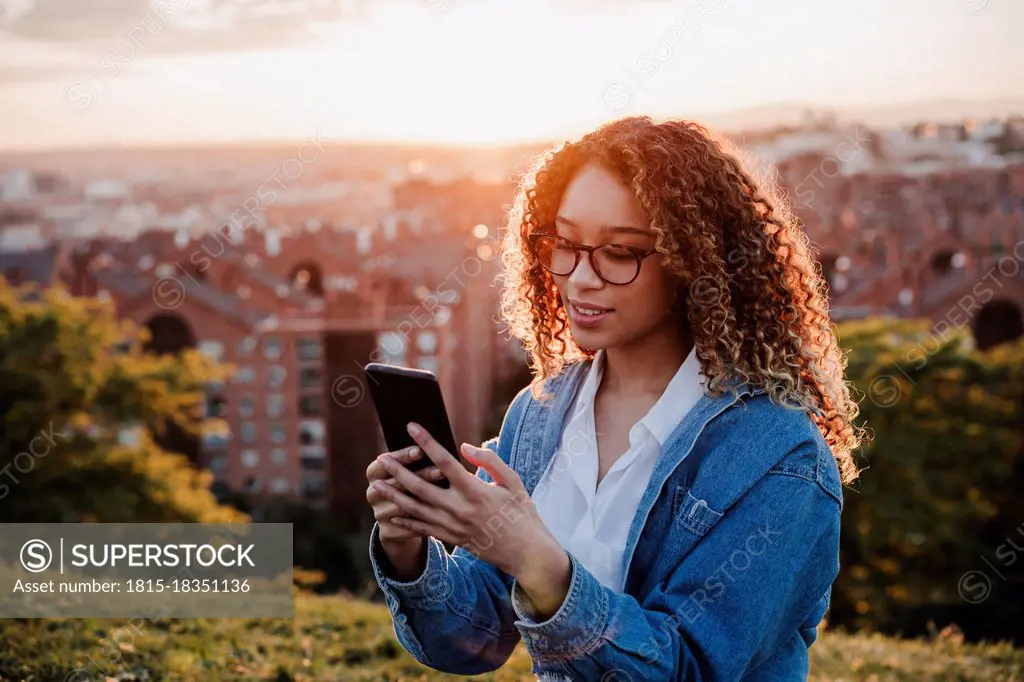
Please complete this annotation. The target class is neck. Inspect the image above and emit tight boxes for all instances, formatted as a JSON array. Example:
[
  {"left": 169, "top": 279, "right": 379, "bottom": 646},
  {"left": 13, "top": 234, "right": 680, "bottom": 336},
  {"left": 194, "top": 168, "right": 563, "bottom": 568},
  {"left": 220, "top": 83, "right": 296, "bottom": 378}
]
[{"left": 600, "top": 323, "right": 694, "bottom": 398}]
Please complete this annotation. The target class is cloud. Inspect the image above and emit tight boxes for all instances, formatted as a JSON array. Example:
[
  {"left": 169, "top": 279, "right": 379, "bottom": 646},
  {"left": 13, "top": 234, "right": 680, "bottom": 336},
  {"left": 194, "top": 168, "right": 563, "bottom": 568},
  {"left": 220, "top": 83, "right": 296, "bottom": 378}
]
[{"left": 1, "top": 0, "right": 368, "bottom": 53}]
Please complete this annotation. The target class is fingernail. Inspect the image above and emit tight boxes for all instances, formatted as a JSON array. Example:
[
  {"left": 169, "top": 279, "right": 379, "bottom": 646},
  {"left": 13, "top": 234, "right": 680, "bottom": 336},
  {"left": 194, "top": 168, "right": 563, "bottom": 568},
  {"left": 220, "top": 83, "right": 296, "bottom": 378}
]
[
  {"left": 460, "top": 443, "right": 475, "bottom": 456},
  {"left": 409, "top": 446, "right": 421, "bottom": 459},
  {"left": 407, "top": 422, "right": 421, "bottom": 437}
]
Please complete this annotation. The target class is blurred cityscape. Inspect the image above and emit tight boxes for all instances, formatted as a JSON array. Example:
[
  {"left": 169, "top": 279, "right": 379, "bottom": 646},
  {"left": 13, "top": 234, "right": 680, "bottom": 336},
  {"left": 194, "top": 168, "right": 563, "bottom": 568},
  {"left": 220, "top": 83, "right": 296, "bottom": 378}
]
[{"left": 1, "top": 110, "right": 1023, "bottom": 526}]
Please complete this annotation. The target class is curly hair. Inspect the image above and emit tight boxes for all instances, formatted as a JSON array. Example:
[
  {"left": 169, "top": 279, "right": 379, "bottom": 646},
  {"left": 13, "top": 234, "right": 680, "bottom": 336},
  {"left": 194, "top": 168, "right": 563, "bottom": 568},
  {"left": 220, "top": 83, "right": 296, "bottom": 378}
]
[{"left": 497, "top": 115, "right": 864, "bottom": 485}]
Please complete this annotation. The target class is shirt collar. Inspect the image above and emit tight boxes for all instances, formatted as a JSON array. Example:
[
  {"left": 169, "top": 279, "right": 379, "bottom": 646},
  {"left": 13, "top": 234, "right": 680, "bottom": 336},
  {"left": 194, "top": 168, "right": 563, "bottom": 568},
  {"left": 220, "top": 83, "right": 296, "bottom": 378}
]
[
  {"left": 639, "top": 346, "right": 705, "bottom": 446},
  {"left": 570, "top": 346, "right": 706, "bottom": 446},
  {"left": 569, "top": 348, "right": 605, "bottom": 419}
]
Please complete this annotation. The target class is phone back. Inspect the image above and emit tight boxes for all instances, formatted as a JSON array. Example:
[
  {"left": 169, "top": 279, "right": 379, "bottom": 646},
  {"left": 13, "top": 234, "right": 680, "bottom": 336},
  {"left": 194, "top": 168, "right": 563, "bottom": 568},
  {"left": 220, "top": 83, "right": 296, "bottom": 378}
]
[{"left": 363, "top": 362, "right": 458, "bottom": 486}]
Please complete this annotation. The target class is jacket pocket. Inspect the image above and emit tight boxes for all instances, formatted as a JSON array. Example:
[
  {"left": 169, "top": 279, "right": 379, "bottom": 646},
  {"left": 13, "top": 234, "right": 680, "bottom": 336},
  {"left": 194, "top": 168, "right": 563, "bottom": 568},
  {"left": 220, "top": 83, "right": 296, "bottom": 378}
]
[{"left": 672, "top": 485, "right": 724, "bottom": 537}]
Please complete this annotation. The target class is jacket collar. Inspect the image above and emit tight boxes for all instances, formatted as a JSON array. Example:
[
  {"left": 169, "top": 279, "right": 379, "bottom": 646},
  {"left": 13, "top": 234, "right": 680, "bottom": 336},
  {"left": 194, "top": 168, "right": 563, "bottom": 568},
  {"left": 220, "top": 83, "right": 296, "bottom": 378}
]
[{"left": 514, "top": 356, "right": 761, "bottom": 497}]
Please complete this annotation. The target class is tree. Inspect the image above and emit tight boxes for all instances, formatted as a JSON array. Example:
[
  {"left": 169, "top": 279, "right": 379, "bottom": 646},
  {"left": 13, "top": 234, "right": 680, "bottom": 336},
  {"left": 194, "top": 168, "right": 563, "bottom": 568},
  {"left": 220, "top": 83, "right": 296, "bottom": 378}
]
[
  {"left": 0, "top": 280, "right": 245, "bottom": 523},
  {"left": 834, "top": 317, "right": 1024, "bottom": 641}
]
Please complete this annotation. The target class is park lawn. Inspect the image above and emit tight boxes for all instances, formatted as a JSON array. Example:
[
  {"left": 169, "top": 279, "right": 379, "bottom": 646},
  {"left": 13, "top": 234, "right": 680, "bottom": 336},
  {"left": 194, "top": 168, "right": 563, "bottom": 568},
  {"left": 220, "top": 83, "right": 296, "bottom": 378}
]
[{"left": 0, "top": 592, "right": 1021, "bottom": 681}]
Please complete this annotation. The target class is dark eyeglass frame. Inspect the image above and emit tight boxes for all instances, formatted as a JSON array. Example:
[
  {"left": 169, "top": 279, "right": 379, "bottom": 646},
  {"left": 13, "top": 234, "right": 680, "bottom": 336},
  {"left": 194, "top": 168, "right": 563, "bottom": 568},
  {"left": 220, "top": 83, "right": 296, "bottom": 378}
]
[{"left": 527, "top": 231, "right": 658, "bottom": 285}]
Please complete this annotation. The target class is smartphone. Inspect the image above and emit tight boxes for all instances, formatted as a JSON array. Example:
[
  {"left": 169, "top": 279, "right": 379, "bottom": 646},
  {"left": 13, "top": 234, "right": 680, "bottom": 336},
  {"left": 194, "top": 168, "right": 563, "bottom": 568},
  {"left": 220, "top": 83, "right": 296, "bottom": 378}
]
[{"left": 363, "top": 362, "right": 457, "bottom": 488}]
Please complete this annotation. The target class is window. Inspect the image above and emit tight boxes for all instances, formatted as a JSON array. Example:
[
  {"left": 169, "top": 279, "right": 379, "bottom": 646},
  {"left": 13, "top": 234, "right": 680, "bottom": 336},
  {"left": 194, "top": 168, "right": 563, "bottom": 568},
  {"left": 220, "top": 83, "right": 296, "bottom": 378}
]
[
  {"left": 298, "top": 395, "right": 322, "bottom": 417},
  {"left": 296, "top": 337, "right": 321, "bottom": 360},
  {"left": 201, "top": 420, "right": 230, "bottom": 449},
  {"left": 234, "top": 367, "right": 255, "bottom": 383},
  {"left": 266, "top": 394, "right": 285, "bottom": 418},
  {"left": 263, "top": 336, "right": 283, "bottom": 360},
  {"left": 270, "top": 424, "right": 287, "bottom": 444},
  {"left": 241, "top": 450, "right": 260, "bottom": 468},
  {"left": 300, "top": 455, "right": 326, "bottom": 471},
  {"left": 267, "top": 366, "right": 287, "bottom": 389},
  {"left": 301, "top": 471, "right": 326, "bottom": 498},
  {"left": 239, "top": 395, "right": 254, "bottom": 418},
  {"left": 238, "top": 336, "right": 257, "bottom": 356},
  {"left": 271, "top": 449, "right": 287, "bottom": 465},
  {"left": 197, "top": 340, "right": 225, "bottom": 361},
  {"left": 416, "top": 356, "right": 439, "bottom": 374},
  {"left": 117, "top": 425, "right": 143, "bottom": 447},
  {"left": 271, "top": 477, "right": 290, "bottom": 493},
  {"left": 298, "top": 420, "right": 325, "bottom": 446},
  {"left": 376, "top": 331, "right": 408, "bottom": 366},
  {"left": 240, "top": 422, "right": 258, "bottom": 443},
  {"left": 209, "top": 456, "right": 227, "bottom": 474},
  {"left": 206, "top": 394, "right": 226, "bottom": 418},
  {"left": 299, "top": 367, "right": 321, "bottom": 389},
  {"left": 416, "top": 331, "right": 438, "bottom": 354}
]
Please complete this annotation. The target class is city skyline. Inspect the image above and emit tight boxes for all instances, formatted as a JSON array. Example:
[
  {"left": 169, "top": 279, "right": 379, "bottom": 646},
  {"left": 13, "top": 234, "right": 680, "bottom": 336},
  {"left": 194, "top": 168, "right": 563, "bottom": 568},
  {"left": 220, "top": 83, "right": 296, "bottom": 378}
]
[{"left": 0, "top": 0, "right": 1022, "bottom": 151}]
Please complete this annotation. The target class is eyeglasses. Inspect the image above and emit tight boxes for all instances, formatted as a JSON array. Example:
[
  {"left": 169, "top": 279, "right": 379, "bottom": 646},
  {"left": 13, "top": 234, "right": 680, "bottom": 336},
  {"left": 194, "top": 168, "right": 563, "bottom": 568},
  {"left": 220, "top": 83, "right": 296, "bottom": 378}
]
[{"left": 527, "top": 232, "right": 658, "bottom": 285}]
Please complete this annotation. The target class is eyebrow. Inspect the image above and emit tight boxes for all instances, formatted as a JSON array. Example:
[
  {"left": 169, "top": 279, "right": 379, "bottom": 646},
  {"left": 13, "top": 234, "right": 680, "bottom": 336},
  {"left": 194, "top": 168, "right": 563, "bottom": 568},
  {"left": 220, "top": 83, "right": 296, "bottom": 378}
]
[{"left": 555, "top": 216, "right": 652, "bottom": 238}]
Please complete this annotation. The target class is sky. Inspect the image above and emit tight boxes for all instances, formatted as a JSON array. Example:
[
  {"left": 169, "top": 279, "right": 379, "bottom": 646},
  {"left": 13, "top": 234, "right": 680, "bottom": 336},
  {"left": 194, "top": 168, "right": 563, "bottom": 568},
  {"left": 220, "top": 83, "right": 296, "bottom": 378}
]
[{"left": 0, "top": 0, "right": 1021, "bottom": 151}]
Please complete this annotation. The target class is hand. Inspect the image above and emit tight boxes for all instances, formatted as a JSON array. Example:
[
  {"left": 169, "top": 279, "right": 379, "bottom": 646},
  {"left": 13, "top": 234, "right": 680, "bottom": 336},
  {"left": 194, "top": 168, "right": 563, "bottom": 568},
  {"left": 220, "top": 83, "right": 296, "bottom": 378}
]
[
  {"left": 374, "top": 421, "right": 567, "bottom": 586},
  {"left": 366, "top": 445, "right": 448, "bottom": 543}
]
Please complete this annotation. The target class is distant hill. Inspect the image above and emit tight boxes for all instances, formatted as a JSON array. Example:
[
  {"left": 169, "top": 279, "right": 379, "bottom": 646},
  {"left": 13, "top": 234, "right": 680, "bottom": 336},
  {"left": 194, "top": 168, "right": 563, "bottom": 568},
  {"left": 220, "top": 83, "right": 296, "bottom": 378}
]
[{"left": 693, "top": 97, "right": 1024, "bottom": 134}]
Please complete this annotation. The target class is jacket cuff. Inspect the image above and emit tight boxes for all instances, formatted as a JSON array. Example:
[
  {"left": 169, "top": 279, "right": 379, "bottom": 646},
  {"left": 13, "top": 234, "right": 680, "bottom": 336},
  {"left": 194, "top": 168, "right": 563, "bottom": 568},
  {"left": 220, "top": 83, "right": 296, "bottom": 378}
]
[
  {"left": 368, "top": 522, "right": 453, "bottom": 610},
  {"left": 509, "top": 550, "right": 609, "bottom": 663}
]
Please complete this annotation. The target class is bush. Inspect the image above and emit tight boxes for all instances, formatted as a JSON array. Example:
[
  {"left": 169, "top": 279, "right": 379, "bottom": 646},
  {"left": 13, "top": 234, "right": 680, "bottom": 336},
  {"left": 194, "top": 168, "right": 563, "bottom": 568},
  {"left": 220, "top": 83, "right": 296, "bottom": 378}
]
[{"left": 834, "top": 317, "right": 1024, "bottom": 642}]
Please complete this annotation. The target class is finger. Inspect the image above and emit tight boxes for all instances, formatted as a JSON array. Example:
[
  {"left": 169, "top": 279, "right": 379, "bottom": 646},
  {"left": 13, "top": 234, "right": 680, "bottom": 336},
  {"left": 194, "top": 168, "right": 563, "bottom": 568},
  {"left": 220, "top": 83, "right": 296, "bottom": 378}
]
[
  {"left": 366, "top": 482, "right": 405, "bottom": 518},
  {"left": 366, "top": 446, "right": 425, "bottom": 482},
  {"left": 377, "top": 454, "right": 455, "bottom": 515},
  {"left": 367, "top": 478, "right": 429, "bottom": 519},
  {"left": 413, "top": 466, "right": 448, "bottom": 484},
  {"left": 372, "top": 477, "right": 458, "bottom": 531},
  {"left": 392, "top": 515, "right": 458, "bottom": 546},
  {"left": 379, "top": 519, "right": 422, "bottom": 541},
  {"left": 460, "top": 444, "right": 523, "bottom": 491},
  {"left": 385, "top": 465, "right": 446, "bottom": 489},
  {"left": 406, "top": 422, "right": 472, "bottom": 489},
  {"left": 368, "top": 486, "right": 418, "bottom": 524}
]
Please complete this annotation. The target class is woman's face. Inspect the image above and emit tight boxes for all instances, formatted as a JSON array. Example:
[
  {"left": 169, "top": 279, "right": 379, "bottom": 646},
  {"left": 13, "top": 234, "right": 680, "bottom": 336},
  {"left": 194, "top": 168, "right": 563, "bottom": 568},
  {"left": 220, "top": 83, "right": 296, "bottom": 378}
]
[{"left": 549, "top": 161, "right": 678, "bottom": 351}]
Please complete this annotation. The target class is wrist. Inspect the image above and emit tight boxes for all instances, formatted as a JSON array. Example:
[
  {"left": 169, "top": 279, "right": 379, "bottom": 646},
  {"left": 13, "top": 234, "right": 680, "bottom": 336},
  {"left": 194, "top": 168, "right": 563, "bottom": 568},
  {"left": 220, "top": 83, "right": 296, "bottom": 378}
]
[
  {"left": 381, "top": 535, "right": 427, "bottom": 581},
  {"left": 515, "top": 537, "right": 572, "bottom": 619}
]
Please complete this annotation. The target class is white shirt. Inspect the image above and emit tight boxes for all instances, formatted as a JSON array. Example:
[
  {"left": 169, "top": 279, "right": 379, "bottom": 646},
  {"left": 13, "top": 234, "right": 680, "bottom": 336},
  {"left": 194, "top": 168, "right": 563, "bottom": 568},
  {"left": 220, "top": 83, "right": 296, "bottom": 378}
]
[{"left": 530, "top": 346, "right": 706, "bottom": 593}]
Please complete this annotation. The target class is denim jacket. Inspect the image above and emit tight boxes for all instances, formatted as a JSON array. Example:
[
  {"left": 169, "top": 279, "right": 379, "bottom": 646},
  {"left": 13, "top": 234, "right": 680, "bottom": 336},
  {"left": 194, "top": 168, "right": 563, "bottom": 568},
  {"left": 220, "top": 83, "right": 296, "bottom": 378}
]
[{"left": 368, "top": 358, "right": 844, "bottom": 681}]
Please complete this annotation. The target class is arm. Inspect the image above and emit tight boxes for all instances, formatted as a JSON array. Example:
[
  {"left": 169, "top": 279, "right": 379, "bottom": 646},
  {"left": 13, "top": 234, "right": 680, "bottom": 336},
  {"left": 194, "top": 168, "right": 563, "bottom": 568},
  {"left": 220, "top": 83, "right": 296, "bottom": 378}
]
[
  {"left": 507, "top": 452, "right": 842, "bottom": 681},
  {"left": 367, "top": 385, "right": 531, "bottom": 674}
]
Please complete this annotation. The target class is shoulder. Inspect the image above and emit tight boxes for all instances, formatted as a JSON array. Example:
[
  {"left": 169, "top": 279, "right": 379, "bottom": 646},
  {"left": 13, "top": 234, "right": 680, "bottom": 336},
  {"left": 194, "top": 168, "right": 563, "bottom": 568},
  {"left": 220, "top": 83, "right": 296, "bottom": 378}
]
[
  {"left": 702, "top": 391, "right": 843, "bottom": 507},
  {"left": 490, "top": 361, "right": 588, "bottom": 452},
  {"left": 511, "top": 360, "right": 590, "bottom": 413}
]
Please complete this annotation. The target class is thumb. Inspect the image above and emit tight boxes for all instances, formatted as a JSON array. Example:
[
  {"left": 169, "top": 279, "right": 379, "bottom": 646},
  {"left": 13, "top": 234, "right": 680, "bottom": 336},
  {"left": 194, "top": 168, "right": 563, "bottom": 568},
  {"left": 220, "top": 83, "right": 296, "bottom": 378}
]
[{"left": 461, "top": 444, "right": 522, "bottom": 490}]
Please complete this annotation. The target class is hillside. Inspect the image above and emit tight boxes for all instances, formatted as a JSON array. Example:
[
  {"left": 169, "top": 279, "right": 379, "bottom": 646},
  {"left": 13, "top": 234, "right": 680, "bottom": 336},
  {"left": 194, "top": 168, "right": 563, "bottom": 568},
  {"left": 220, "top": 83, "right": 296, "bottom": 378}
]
[{"left": 1, "top": 593, "right": 1021, "bottom": 681}]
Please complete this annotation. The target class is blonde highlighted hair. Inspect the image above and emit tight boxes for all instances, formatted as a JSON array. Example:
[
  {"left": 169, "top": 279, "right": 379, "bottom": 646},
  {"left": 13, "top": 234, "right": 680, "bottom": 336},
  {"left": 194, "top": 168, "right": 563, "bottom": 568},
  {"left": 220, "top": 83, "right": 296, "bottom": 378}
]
[{"left": 498, "top": 116, "right": 864, "bottom": 485}]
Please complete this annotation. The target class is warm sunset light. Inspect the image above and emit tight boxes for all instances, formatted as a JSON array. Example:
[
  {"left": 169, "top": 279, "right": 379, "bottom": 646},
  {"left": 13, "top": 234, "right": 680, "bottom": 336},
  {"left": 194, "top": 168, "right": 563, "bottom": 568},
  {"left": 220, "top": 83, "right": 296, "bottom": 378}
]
[
  {"left": 1, "top": 1, "right": 1023, "bottom": 678},
  {"left": 1, "top": 0, "right": 1022, "bottom": 150}
]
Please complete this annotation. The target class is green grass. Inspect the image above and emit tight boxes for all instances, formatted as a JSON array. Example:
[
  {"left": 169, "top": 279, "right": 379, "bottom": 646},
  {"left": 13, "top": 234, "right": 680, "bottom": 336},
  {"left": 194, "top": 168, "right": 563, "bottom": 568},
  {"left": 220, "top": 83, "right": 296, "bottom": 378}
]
[{"left": 0, "top": 592, "right": 1021, "bottom": 681}]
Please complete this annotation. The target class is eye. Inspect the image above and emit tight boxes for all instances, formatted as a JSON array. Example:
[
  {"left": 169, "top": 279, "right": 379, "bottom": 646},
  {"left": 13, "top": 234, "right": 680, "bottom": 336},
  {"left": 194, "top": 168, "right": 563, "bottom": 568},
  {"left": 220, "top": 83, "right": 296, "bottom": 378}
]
[{"left": 601, "top": 245, "right": 635, "bottom": 262}]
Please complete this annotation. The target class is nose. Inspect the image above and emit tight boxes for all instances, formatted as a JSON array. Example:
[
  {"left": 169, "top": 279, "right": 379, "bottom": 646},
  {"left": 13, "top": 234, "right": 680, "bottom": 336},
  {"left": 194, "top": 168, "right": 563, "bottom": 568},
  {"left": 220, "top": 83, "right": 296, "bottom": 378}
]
[{"left": 568, "top": 250, "right": 604, "bottom": 289}]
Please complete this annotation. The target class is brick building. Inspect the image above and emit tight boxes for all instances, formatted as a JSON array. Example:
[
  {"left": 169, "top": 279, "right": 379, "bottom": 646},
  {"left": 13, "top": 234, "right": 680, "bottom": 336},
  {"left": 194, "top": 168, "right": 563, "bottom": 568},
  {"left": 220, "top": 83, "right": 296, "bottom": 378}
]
[
  {"left": 775, "top": 158, "right": 1024, "bottom": 349},
  {"left": 46, "top": 218, "right": 508, "bottom": 529}
]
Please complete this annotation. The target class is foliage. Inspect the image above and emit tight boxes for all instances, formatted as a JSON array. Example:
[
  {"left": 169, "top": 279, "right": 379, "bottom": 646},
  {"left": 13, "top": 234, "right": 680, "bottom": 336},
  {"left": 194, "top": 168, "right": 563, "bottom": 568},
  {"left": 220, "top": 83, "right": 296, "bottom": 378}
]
[
  {"left": 834, "top": 317, "right": 1024, "bottom": 640},
  {"left": 0, "top": 280, "right": 245, "bottom": 523}
]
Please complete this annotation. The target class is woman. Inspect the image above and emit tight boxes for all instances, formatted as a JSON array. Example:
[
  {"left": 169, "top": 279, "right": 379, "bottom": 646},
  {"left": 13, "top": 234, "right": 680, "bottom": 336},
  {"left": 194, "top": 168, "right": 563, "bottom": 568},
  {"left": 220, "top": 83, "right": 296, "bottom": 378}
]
[{"left": 365, "top": 115, "right": 864, "bottom": 681}]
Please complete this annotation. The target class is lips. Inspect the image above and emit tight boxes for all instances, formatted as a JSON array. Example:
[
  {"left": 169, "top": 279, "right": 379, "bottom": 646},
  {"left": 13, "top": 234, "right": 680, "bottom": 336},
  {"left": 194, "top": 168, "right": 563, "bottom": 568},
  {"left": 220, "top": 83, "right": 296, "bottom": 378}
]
[
  {"left": 568, "top": 300, "right": 614, "bottom": 328},
  {"left": 569, "top": 299, "right": 614, "bottom": 314}
]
